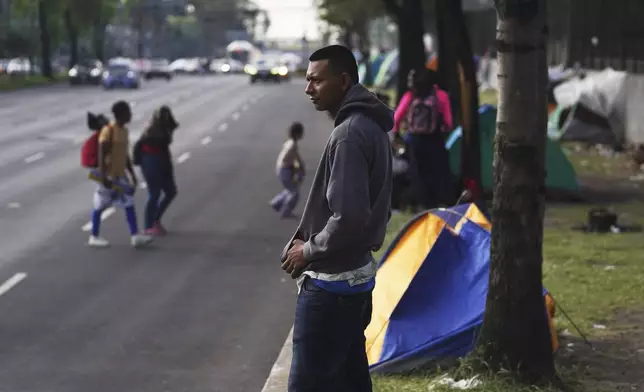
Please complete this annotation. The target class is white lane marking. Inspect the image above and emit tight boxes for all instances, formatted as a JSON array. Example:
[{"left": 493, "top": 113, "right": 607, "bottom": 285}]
[
  {"left": 260, "top": 326, "right": 294, "bottom": 392},
  {"left": 176, "top": 152, "right": 191, "bottom": 164},
  {"left": 242, "top": 104, "right": 249, "bottom": 111},
  {"left": 24, "top": 152, "right": 45, "bottom": 163},
  {"left": 201, "top": 136, "right": 212, "bottom": 145},
  {"left": 0, "top": 273, "right": 27, "bottom": 297},
  {"left": 232, "top": 112, "right": 240, "bottom": 120},
  {"left": 81, "top": 207, "right": 116, "bottom": 232},
  {"left": 7, "top": 202, "right": 21, "bottom": 209},
  {"left": 218, "top": 123, "right": 228, "bottom": 132}
]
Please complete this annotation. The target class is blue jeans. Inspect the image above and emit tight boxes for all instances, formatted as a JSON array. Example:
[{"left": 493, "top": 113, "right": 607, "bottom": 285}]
[
  {"left": 270, "top": 167, "right": 300, "bottom": 217},
  {"left": 140, "top": 154, "right": 177, "bottom": 229},
  {"left": 288, "top": 277, "right": 373, "bottom": 392}
]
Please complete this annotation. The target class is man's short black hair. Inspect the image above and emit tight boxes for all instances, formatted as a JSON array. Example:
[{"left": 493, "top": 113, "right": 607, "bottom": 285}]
[
  {"left": 112, "top": 100, "right": 130, "bottom": 117},
  {"left": 309, "top": 45, "right": 359, "bottom": 84}
]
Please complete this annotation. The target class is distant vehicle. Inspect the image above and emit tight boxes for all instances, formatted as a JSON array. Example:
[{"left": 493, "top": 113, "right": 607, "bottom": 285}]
[
  {"left": 108, "top": 57, "right": 137, "bottom": 68},
  {"left": 6, "top": 58, "right": 37, "bottom": 75},
  {"left": 144, "top": 59, "right": 173, "bottom": 80},
  {"left": 102, "top": 64, "right": 140, "bottom": 89},
  {"left": 68, "top": 59, "right": 103, "bottom": 85},
  {"left": 211, "top": 58, "right": 244, "bottom": 74},
  {"left": 169, "top": 58, "right": 200, "bottom": 74},
  {"left": 226, "top": 40, "right": 263, "bottom": 65},
  {"left": 245, "top": 56, "right": 289, "bottom": 84}
]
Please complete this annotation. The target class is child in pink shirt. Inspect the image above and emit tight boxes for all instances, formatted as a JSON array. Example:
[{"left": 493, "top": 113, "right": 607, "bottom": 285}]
[{"left": 391, "top": 68, "right": 455, "bottom": 209}]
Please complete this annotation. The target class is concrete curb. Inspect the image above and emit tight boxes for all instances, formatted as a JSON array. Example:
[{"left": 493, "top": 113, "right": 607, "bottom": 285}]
[{"left": 260, "top": 327, "right": 293, "bottom": 392}]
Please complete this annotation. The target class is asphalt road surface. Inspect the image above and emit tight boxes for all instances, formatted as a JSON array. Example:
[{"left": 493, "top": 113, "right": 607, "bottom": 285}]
[{"left": 0, "top": 75, "right": 332, "bottom": 392}]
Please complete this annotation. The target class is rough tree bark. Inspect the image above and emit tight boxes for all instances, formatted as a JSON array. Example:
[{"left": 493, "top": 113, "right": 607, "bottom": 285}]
[
  {"left": 475, "top": 0, "right": 556, "bottom": 384},
  {"left": 382, "top": 0, "right": 426, "bottom": 104}
]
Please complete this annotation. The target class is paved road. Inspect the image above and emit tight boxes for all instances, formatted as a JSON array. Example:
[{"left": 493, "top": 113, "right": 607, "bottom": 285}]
[{"left": 0, "top": 75, "right": 330, "bottom": 391}]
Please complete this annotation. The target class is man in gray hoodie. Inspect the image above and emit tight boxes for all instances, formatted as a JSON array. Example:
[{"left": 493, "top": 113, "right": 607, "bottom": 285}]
[{"left": 280, "top": 45, "right": 393, "bottom": 391}]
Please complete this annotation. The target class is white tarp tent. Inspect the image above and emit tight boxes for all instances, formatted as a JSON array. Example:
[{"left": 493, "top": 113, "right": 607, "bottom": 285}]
[{"left": 552, "top": 68, "right": 634, "bottom": 146}]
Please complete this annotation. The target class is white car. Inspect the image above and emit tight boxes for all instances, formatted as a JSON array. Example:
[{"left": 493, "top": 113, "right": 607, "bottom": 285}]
[
  {"left": 169, "top": 58, "right": 201, "bottom": 74},
  {"left": 144, "top": 59, "right": 173, "bottom": 80}
]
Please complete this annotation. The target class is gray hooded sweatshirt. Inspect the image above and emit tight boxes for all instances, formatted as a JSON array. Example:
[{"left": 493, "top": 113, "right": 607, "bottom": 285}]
[{"left": 280, "top": 83, "right": 394, "bottom": 274}]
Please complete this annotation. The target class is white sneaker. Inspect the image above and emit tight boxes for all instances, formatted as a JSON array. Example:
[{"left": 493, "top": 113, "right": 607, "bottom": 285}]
[
  {"left": 131, "top": 234, "right": 153, "bottom": 248},
  {"left": 88, "top": 236, "right": 110, "bottom": 248}
]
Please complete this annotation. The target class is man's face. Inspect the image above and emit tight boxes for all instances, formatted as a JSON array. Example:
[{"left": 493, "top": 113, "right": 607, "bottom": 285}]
[{"left": 305, "top": 60, "right": 348, "bottom": 112}]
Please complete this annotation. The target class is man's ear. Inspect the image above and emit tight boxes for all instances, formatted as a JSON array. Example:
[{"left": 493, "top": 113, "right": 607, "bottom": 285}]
[{"left": 341, "top": 73, "right": 352, "bottom": 90}]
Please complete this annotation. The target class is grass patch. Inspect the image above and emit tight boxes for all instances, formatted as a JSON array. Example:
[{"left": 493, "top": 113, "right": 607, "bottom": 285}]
[
  {"left": 561, "top": 142, "right": 639, "bottom": 180},
  {"left": 542, "top": 202, "right": 644, "bottom": 333},
  {"left": 372, "top": 141, "right": 644, "bottom": 391},
  {"left": 0, "top": 74, "right": 68, "bottom": 91},
  {"left": 373, "top": 372, "right": 570, "bottom": 392}
]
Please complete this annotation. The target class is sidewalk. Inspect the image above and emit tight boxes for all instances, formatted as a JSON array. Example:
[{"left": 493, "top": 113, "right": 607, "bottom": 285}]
[{"left": 260, "top": 327, "right": 293, "bottom": 392}]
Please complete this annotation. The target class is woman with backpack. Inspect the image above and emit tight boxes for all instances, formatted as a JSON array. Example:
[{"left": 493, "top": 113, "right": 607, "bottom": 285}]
[
  {"left": 391, "top": 68, "right": 454, "bottom": 210},
  {"left": 133, "top": 106, "right": 179, "bottom": 235}
]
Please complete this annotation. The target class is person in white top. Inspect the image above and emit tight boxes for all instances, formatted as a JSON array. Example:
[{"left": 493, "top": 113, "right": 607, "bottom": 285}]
[{"left": 270, "top": 122, "right": 305, "bottom": 218}]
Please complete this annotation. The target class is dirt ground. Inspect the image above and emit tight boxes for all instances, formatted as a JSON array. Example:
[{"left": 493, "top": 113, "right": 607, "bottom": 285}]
[
  {"left": 556, "top": 147, "right": 644, "bottom": 392},
  {"left": 558, "top": 310, "right": 644, "bottom": 391}
]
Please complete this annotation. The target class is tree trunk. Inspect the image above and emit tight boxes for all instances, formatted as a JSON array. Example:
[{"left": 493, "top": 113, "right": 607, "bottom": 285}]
[
  {"left": 386, "top": 0, "right": 425, "bottom": 104},
  {"left": 64, "top": 8, "right": 79, "bottom": 69},
  {"left": 451, "top": 0, "right": 482, "bottom": 199},
  {"left": 436, "top": 0, "right": 459, "bottom": 106},
  {"left": 475, "top": 0, "right": 556, "bottom": 384},
  {"left": 356, "top": 20, "right": 373, "bottom": 85},
  {"left": 93, "top": 21, "right": 106, "bottom": 62},
  {"left": 137, "top": 30, "right": 144, "bottom": 58},
  {"left": 37, "top": 0, "right": 53, "bottom": 79},
  {"left": 341, "top": 28, "right": 353, "bottom": 48}
]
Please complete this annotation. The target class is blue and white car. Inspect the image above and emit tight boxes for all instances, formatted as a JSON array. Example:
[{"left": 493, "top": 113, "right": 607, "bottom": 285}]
[{"left": 102, "top": 64, "right": 141, "bottom": 89}]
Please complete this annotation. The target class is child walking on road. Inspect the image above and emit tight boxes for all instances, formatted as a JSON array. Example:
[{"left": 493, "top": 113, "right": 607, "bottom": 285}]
[
  {"left": 134, "top": 105, "right": 179, "bottom": 236},
  {"left": 270, "top": 122, "right": 305, "bottom": 219},
  {"left": 85, "top": 100, "right": 153, "bottom": 248}
]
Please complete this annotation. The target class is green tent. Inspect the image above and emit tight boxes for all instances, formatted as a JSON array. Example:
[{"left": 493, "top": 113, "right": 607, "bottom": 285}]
[{"left": 445, "top": 105, "right": 580, "bottom": 196}]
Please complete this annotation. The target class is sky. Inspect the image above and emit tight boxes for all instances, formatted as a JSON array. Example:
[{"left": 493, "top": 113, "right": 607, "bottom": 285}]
[{"left": 252, "top": 0, "right": 320, "bottom": 40}]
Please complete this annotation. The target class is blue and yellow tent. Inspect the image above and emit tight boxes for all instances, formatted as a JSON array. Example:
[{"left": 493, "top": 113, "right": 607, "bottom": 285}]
[{"left": 366, "top": 203, "right": 558, "bottom": 374}]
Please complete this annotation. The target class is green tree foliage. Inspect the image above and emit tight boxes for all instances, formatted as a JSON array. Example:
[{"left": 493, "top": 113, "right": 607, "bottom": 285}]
[
  {"left": 315, "top": 0, "right": 385, "bottom": 83},
  {"left": 62, "top": 0, "right": 119, "bottom": 66}
]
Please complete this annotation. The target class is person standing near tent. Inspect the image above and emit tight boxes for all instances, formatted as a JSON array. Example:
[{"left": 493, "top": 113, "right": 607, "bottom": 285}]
[
  {"left": 392, "top": 68, "right": 454, "bottom": 209},
  {"left": 280, "top": 44, "right": 393, "bottom": 392}
]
